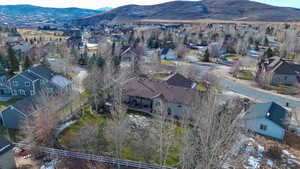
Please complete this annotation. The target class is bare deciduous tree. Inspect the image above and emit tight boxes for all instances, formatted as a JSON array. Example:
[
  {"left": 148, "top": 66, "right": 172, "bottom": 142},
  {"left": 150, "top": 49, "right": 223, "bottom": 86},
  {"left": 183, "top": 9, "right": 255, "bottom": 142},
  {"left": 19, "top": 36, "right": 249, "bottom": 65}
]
[{"left": 180, "top": 88, "right": 245, "bottom": 169}]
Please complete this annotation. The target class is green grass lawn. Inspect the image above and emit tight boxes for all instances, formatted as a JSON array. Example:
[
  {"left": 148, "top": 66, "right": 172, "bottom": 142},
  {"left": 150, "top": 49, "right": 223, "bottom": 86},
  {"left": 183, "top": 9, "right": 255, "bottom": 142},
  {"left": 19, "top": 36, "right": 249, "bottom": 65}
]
[
  {"left": 226, "top": 54, "right": 241, "bottom": 60},
  {"left": 58, "top": 91, "right": 89, "bottom": 115},
  {"left": 59, "top": 106, "right": 107, "bottom": 147},
  {"left": 270, "top": 85, "right": 299, "bottom": 95},
  {"left": 59, "top": 107, "right": 181, "bottom": 166},
  {"left": 161, "top": 61, "right": 175, "bottom": 66},
  {"left": 196, "top": 83, "right": 208, "bottom": 91},
  {"left": 236, "top": 70, "right": 254, "bottom": 80},
  {"left": 0, "top": 125, "right": 19, "bottom": 142}
]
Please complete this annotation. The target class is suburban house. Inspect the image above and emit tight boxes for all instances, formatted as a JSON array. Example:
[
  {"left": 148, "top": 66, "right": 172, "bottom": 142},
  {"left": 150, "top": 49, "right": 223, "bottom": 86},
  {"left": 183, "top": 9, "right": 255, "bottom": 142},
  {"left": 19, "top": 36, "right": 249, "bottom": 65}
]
[
  {"left": 243, "top": 102, "right": 288, "bottom": 140},
  {"left": 0, "top": 66, "right": 71, "bottom": 129},
  {"left": 160, "top": 46, "right": 176, "bottom": 60},
  {"left": 119, "top": 45, "right": 138, "bottom": 62},
  {"left": 258, "top": 57, "right": 300, "bottom": 85},
  {"left": 8, "top": 65, "right": 71, "bottom": 97},
  {"left": 122, "top": 75, "right": 196, "bottom": 119},
  {"left": 0, "top": 97, "right": 37, "bottom": 129},
  {"left": 0, "top": 136, "right": 16, "bottom": 169},
  {"left": 166, "top": 73, "right": 197, "bottom": 88}
]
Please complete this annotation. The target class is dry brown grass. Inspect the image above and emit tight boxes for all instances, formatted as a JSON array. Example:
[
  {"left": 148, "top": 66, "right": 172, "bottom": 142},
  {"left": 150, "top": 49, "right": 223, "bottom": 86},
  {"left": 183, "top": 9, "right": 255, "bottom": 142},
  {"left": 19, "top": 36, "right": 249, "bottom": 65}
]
[{"left": 137, "top": 19, "right": 300, "bottom": 26}]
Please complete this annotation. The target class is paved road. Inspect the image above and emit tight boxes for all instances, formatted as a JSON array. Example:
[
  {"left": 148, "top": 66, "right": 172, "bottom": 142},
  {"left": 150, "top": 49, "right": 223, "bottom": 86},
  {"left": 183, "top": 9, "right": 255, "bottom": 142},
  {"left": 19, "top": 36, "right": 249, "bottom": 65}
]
[
  {"left": 194, "top": 62, "right": 300, "bottom": 108},
  {"left": 222, "top": 78, "right": 300, "bottom": 108}
]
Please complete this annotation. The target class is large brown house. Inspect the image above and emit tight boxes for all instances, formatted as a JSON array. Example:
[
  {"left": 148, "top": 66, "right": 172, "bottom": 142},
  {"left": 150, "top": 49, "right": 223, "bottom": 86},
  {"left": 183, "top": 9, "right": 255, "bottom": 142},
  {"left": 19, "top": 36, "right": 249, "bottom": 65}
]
[{"left": 122, "top": 74, "right": 197, "bottom": 119}]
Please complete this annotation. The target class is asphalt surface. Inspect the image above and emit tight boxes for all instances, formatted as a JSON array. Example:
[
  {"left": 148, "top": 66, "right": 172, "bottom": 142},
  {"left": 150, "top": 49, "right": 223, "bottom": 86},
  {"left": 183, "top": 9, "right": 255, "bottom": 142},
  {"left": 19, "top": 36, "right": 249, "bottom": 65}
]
[
  {"left": 195, "top": 62, "right": 300, "bottom": 108},
  {"left": 222, "top": 78, "right": 300, "bottom": 108}
]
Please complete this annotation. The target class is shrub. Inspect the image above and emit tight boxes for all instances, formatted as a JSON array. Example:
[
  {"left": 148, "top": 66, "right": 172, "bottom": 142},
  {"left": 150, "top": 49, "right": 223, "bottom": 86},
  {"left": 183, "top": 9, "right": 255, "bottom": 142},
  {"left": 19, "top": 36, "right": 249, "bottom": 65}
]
[{"left": 266, "top": 146, "right": 282, "bottom": 161}]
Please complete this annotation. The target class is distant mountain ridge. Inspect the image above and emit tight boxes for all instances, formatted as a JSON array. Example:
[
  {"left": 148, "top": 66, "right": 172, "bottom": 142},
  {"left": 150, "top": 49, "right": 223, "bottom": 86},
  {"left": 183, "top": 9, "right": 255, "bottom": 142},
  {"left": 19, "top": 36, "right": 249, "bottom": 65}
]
[
  {"left": 0, "top": 5, "right": 105, "bottom": 26},
  {"left": 76, "top": 0, "right": 300, "bottom": 25}
]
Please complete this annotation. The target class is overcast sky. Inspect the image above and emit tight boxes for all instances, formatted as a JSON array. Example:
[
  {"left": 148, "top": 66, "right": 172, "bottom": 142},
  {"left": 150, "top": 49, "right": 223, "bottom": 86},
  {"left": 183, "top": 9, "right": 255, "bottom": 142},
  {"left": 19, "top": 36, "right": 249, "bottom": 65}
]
[{"left": 0, "top": 0, "right": 299, "bottom": 9}]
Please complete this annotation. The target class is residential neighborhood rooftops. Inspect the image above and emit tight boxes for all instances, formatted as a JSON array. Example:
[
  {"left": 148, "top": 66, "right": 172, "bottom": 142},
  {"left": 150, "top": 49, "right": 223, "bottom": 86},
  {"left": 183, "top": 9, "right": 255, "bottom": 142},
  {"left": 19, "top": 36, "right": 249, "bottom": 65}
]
[
  {"left": 0, "top": 136, "right": 14, "bottom": 155},
  {"left": 123, "top": 76, "right": 196, "bottom": 105},
  {"left": 11, "top": 97, "right": 37, "bottom": 115},
  {"left": 244, "top": 102, "right": 288, "bottom": 128},
  {"left": 29, "top": 65, "right": 57, "bottom": 81},
  {"left": 274, "top": 61, "right": 300, "bottom": 75},
  {"left": 51, "top": 75, "right": 72, "bottom": 88},
  {"left": 166, "top": 73, "right": 195, "bottom": 88},
  {"left": 21, "top": 71, "right": 40, "bottom": 81}
]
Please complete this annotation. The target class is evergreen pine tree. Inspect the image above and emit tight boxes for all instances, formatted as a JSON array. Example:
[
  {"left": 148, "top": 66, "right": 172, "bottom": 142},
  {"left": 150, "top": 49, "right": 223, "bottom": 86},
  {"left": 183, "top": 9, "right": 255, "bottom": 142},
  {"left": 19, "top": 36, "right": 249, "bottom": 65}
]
[
  {"left": 23, "top": 55, "right": 33, "bottom": 70},
  {"left": 7, "top": 45, "right": 19, "bottom": 73},
  {"left": 202, "top": 49, "right": 210, "bottom": 62},
  {"left": 263, "top": 48, "right": 273, "bottom": 58}
]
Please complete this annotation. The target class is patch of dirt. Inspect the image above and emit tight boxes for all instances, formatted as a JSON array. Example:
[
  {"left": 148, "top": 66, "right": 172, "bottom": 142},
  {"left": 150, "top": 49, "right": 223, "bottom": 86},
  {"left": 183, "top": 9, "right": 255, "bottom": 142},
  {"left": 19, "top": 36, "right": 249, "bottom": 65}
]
[{"left": 15, "top": 156, "right": 41, "bottom": 169}]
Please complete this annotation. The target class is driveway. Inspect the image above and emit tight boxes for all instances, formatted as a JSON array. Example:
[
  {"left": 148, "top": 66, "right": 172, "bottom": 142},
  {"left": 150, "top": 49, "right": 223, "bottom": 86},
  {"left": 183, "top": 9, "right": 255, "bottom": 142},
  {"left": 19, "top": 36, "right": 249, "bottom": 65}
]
[{"left": 73, "top": 67, "right": 88, "bottom": 93}]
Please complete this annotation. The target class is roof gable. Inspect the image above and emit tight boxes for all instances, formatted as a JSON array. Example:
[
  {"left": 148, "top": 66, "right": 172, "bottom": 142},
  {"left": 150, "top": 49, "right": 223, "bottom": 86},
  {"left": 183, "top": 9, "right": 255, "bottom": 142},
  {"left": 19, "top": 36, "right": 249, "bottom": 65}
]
[
  {"left": 29, "top": 65, "right": 57, "bottom": 81},
  {"left": 123, "top": 76, "right": 196, "bottom": 105},
  {"left": 244, "top": 102, "right": 288, "bottom": 128},
  {"left": 274, "top": 61, "right": 300, "bottom": 75},
  {"left": 166, "top": 73, "right": 194, "bottom": 88}
]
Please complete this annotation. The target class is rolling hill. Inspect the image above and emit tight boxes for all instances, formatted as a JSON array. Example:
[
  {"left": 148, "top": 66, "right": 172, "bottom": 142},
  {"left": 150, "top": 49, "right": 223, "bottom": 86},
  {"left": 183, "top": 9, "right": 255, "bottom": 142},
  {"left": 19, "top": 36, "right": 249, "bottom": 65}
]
[
  {"left": 0, "top": 5, "right": 107, "bottom": 27},
  {"left": 76, "top": 0, "right": 300, "bottom": 25}
]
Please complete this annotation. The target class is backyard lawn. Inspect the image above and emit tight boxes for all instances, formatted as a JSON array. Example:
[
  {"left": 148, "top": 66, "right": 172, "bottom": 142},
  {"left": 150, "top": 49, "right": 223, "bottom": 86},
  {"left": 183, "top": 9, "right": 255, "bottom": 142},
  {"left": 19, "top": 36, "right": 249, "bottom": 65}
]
[
  {"left": 59, "top": 107, "right": 106, "bottom": 148},
  {"left": 59, "top": 108, "right": 181, "bottom": 167},
  {"left": 270, "top": 85, "right": 300, "bottom": 95},
  {"left": 236, "top": 70, "right": 254, "bottom": 80}
]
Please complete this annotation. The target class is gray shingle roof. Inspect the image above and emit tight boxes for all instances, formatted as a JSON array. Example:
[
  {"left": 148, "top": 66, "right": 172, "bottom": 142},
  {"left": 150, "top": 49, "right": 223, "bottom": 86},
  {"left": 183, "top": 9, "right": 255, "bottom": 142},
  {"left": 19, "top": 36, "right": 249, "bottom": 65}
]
[
  {"left": 166, "top": 73, "right": 194, "bottom": 88},
  {"left": 12, "top": 97, "right": 37, "bottom": 115},
  {"left": 29, "top": 65, "right": 57, "bottom": 80},
  {"left": 243, "top": 102, "right": 288, "bottom": 128},
  {"left": 21, "top": 71, "right": 40, "bottom": 81},
  {"left": 0, "top": 136, "right": 13, "bottom": 155},
  {"left": 274, "top": 61, "right": 300, "bottom": 75}
]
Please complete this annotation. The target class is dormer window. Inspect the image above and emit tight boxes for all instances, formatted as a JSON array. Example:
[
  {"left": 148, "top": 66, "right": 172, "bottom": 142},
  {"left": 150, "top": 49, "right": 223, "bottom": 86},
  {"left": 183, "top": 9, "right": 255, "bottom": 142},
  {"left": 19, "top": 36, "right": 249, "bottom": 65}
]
[{"left": 25, "top": 82, "right": 30, "bottom": 87}]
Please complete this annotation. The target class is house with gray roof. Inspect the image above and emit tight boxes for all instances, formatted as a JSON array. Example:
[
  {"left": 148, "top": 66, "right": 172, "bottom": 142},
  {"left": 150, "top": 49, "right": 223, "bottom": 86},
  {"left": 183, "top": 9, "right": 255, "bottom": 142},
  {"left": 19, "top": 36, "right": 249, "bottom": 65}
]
[
  {"left": 0, "top": 97, "right": 37, "bottom": 129},
  {"left": 258, "top": 58, "right": 300, "bottom": 85},
  {"left": 243, "top": 102, "right": 288, "bottom": 140},
  {"left": 8, "top": 65, "right": 71, "bottom": 97},
  {"left": 0, "top": 136, "right": 16, "bottom": 169},
  {"left": 0, "top": 65, "right": 71, "bottom": 129}
]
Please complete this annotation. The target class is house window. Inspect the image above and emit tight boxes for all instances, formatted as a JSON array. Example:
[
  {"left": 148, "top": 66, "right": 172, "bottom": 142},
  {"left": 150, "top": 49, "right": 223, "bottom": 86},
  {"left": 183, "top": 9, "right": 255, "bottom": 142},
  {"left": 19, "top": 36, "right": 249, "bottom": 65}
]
[
  {"left": 12, "top": 90, "right": 17, "bottom": 96},
  {"left": 167, "top": 108, "right": 172, "bottom": 115},
  {"left": 47, "top": 88, "right": 53, "bottom": 93},
  {"left": 284, "top": 76, "right": 288, "bottom": 81},
  {"left": 178, "top": 105, "right": 182, "bottom": 108},
  {"left": 25, "top": 82, "right": 30, "bottom": 87},
  {"left": 12, "top": 80, "right": 18, "bottom": 86},
  {"left": 30, "top": 90, "right": 35, "bottom": 96},
  {"left": 260, "top": 124, "right": 267, "bottom": 131},
  {"left": 19, "top": 89, "right": 25, "bottom": 96}
]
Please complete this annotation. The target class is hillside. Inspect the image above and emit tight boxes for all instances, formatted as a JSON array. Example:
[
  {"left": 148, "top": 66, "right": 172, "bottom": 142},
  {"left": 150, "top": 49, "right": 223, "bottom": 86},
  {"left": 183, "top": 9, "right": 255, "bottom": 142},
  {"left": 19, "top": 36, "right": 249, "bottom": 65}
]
[
  {"left": 0, "top": 5, "right": 105, "bottom": 27},
  {"left": 76, "top": 0, "right": 300, "bottom": 25}
]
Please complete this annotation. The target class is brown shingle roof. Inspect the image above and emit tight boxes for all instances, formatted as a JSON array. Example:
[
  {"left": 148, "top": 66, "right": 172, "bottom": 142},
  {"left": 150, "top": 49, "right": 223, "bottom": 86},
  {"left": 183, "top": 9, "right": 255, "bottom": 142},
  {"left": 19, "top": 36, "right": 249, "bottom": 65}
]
[{"left": 123, "top": 76, "right": 196, "bottom": 105}]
